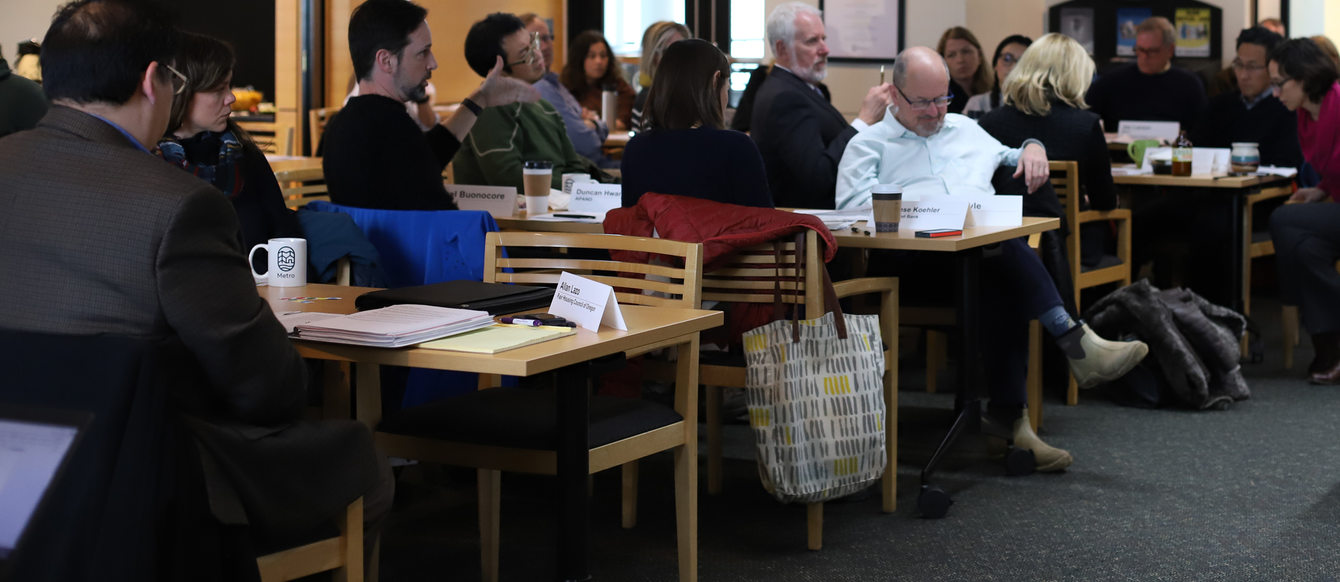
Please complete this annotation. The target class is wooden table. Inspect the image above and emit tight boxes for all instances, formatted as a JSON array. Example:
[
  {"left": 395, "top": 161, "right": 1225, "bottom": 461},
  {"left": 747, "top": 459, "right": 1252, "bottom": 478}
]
[
  {"left": 1113, "top": 169, "right": 1294, "bottom": 314},
  {"left": 264, "top": 283, "right": 722, "bottom": 582},
  {"left": 265, "top": 154, "right": 322, "bottom": 173},
  {"left": 494, "top": 214, "right": 606, "bottom": 233},
  {"left": 834, "top": 217, "right": 1061, "bottom": 517}
]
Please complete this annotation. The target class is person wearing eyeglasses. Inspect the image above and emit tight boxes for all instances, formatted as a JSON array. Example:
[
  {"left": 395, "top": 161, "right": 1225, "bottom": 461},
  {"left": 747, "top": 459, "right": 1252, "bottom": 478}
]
[
  {"left": 1085, "top": 17, "right": 1207, "bottom": 134},
  {"left": 323, "top": 0, "right": 539, "bottom": 210},
  {"left": 750, "top": 2, "right": 891, "bottom": 210},
  {"left": 837, "top": 47, "right": 1150, "bottom": 472},
  {"left": 961, "top": 35, "right": 1032, "bottom": 120},
  {"left": 520, "top": 14, "right": 619, "bottom": 170},
  {"left": 1195, "top": 27, "right": 1301, "bottom": 169},
  {"left": 1267, "top": 38, "right": 1340, "bottom": 384},
  {"left": 452, "top": 12, "right": 595, "bottom": 191}
]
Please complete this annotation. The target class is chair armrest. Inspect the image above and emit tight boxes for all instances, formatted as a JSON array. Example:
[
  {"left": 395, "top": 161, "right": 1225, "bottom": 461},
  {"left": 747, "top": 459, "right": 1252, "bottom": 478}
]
[{"left": 832, "top": 276, "right": 898, "bottom": 300}]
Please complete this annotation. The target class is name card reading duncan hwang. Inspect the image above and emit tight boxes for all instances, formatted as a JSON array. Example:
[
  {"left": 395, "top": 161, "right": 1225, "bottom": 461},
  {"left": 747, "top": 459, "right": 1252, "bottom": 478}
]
[{"left": 549, "top": 271, "right": 627, "bottom": 332}]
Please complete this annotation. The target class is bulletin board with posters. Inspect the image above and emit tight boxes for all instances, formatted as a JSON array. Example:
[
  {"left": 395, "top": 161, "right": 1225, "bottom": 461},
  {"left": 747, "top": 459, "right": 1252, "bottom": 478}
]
[
  {"left": 1048, "top": 0, "right": 1221, "bottom": 68},
  {"left": 819, "top": 0, "right": 905, "bottom": 63}
]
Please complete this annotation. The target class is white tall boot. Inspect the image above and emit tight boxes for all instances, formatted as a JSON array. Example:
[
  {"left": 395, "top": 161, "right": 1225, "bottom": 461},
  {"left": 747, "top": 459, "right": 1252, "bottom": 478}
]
[
  {"left": 1058, "top": 323, "right": 1149, "bottom": 389},
  {"left": 1013, "top": 410, "right": 1072, "bottom": 472}
]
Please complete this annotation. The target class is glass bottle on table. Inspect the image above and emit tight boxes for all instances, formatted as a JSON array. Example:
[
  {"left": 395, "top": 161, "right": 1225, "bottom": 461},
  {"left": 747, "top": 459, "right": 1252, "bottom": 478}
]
[{"left": 1172, "top": 130, "right": 1193, "bottom": 177}]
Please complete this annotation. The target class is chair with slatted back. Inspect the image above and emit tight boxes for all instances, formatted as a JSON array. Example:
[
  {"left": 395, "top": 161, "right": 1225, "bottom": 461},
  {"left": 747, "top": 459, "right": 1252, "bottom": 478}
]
[
  {"left": 309, "top": 107, "right": 339, "bottom": 154},
  {"left": 275, "top": 167, "right": 330, "bottom": 209},
  {"left": 255, "top": 497, "right": 364, "bottom": 582},
  {"left": 694, "top": 228, "right": 899, "bottom": 550},
  {"left": 367, "top": 231, "right": 704, "bottom": 582},
  {"left": 1051, "top": 160, "right": 1133, "bottom": 404}
]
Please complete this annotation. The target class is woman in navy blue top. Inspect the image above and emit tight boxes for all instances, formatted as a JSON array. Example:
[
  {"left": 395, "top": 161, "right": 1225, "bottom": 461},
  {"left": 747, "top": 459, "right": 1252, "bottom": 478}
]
[{"left": 620, "top": 39, "right": 772, "bottom": 208}]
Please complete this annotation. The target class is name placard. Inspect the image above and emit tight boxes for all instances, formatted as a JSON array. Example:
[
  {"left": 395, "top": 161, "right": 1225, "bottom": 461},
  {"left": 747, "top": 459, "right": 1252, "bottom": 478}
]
[
  {"left": 569, "top": 183, "right": 623, "bottom": 215},
  {"left": 963, "top": 196, "right": 1023, "bottom": 227},
  {"left": 549, "top": 272, "right": 627, "bottom": 332},
  {"left": 448, "top": 184, "right": 518, "bottom": 217},
  {"left": 1117, "top": 120, "right": 1180, "bottom": 142},
  {"left": 894, "top": 195, "right": 968, "bottom": 231}
]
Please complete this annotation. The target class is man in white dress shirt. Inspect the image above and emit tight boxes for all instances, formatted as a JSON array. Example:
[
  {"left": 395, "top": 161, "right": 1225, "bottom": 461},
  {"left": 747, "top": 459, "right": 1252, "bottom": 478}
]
[{"left": 836, "top": 47, "right": 1149, "bottom": 472}]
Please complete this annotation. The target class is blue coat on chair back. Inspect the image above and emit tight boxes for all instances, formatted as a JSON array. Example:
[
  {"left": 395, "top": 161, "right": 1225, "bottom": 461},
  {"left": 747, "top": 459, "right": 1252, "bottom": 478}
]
[
  {"left": 302, "top": 201, "right": 502, "bottom": 407},
  {"left": 303, "top": 200, "right": 499, "bottom": 287}
]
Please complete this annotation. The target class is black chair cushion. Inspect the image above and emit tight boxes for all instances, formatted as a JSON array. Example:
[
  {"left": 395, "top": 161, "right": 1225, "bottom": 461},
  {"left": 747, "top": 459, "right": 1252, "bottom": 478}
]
[{"left": 378, "top": 387, "right": 683, "bottom": 450}]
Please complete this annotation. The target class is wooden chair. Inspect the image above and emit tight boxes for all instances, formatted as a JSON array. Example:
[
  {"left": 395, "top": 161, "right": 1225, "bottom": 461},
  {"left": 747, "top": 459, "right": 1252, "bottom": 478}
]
[
  {"left": 1051, "top": 160, "right": 1133, "bottom": 404},
  {"left": 274, "top": 167, "right": 330, "bottom": 209},
  {"left": 368, "top": 231, "right": 704, "bottom": 582},
  {"left": 309, "top": 106, "right": 339, "bottom": 153},
  {"left": 237, "top": 118, "right": 280, "bottom": 154},
  {"left": 255, "top": 497, "right": 364, "bottom": 582},
  {"left": 1241, "top": 184, "right": 1295, "bottom": 360},
  {"left": 692, "top": 229, "right": 899, "bottom": 550}
]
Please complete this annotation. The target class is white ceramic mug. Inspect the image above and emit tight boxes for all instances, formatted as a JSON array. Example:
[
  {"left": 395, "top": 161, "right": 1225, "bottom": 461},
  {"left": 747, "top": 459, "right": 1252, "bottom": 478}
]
[
  {"left": 249, "top": 237, "right": 307, "bottom": 287},
  {"left": 561, "top": 172, "right": 592, "bottom": 196}
]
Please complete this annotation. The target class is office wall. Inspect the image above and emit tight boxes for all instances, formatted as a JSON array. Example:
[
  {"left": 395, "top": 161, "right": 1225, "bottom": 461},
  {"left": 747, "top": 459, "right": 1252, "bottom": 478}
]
[
  {"left": 1, "top": 0, "right": 63, "bottom": 61},
  {"left": 808, "top": 0, "right": 1255, "bottom": 119}
]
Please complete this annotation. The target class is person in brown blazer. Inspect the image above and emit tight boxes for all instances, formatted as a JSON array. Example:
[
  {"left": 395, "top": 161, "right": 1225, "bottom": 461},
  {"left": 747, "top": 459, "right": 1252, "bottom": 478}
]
[{"left": 0, "top": 1, "right": 389, "bottom": 578}]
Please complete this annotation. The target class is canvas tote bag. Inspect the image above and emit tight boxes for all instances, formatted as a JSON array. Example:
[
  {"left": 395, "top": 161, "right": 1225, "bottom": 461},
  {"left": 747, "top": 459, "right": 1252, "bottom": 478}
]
[{"left": 741, "top": 233, "right": 887, "bottom": 503}]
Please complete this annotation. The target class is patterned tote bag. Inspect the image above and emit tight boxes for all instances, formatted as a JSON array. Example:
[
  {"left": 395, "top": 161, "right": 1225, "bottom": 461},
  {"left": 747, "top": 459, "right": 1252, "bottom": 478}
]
[{"left": 742, "top": 234, "right": 886, "bottom": 503}]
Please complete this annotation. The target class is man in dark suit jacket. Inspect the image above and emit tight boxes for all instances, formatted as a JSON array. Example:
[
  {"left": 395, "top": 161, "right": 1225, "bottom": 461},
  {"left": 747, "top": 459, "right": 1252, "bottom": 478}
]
[
  {"left": 750, "top": 2, "right": 891, "bottom": 209},
  {"left": 0, "top": 1, "right": 388, "bottom": 577}
]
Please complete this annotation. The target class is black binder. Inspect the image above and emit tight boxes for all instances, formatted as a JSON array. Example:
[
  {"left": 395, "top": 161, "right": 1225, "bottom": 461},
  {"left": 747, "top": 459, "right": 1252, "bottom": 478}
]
[{"left": 354, "top": 280, "right": 555, "bottom": 315}]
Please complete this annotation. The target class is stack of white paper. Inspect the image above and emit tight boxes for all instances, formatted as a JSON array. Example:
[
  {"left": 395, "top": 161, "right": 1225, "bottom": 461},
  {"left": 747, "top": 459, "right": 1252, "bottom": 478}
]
[{"left": 294, "top": 304, "right": 494, "bottom": 347}]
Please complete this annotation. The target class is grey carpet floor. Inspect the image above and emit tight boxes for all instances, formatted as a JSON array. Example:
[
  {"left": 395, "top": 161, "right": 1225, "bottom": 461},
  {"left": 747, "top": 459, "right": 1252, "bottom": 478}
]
[{"left": 380, "top": 297, "right": 1340, "bottom": 581}]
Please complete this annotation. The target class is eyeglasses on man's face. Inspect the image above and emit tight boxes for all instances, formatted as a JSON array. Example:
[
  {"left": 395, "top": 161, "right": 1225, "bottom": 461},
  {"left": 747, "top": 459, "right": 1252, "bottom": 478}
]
[
  {"left": 1134, "top": 45, "right": 1165, "bottom": 56},
  {"left": 508, "top": 31, "right": 543, "bottom": 68},
  {"left": 1231, "top": 59, "right": 1267, "bottom": 72},
  {"left": 894, "top": 82, "right": 953, "bottom": 110},
  {"left": 164, "top": 63, "right": 189, "bottom": 96}
]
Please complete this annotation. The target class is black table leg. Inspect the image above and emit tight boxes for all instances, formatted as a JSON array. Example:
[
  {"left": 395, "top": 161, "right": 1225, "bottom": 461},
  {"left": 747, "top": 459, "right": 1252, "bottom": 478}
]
[
  {"left": 1229, "top": 191, "right": 1247, "bottom": 315},
  {"left": 919, "top": 248, "right": 984, "bottom": 486},
  {"left": 554, "top": 362, "right": 591, "bottom": 582}
]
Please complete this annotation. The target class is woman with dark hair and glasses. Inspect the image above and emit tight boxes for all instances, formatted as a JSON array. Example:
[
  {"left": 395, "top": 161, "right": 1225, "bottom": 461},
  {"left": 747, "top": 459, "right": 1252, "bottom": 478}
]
[
  {"left": 561, "top": 30, "right": 636, "bottom": 130},
  {"left": 1267, "top": 38, "right": 1340, "bottom": 384},
  {"left": 963, "top": 34, "right": 1032, "bottom": 119},
  {"left": 158, "top": 31, "right": 301, "bottom": 252},
  {"left": 619, "top": 39, "right": 770, "bottom": 208}
]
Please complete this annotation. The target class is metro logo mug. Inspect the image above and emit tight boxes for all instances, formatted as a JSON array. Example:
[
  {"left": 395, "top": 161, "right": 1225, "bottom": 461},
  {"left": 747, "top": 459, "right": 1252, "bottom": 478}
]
[{"left": 249, "top": 237, "right": 307, "bottom": 287}]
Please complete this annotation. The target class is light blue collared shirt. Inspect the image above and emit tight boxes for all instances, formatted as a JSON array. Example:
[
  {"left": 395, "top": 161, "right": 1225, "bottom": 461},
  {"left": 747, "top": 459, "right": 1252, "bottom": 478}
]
[
  {"left": 835, "top": 109, "right": 1030, "bottom": 209},
  {"left": 85, "top": 111, "right": 152, "bottom": 154}
]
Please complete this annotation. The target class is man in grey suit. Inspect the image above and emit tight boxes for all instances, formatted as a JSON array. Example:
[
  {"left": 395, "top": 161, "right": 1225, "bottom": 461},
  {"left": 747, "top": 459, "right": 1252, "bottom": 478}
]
[
  {"left": 751, "top": 2, "right": 891, "bottom": 209},
  {"left": 0, "top": 0, "right": 389, "bottom": 577}
]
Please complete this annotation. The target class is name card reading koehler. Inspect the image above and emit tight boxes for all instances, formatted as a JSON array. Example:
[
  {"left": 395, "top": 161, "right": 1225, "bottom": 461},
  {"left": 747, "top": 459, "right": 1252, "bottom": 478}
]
[{"left": 894, "top": 194, "right": 968, "bottom": 231}]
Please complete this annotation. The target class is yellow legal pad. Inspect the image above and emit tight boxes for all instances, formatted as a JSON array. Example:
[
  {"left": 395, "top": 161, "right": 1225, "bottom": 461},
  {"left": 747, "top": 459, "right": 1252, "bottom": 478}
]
[{"left": 418, "top": 323, "right": 576, "bottom": 354}]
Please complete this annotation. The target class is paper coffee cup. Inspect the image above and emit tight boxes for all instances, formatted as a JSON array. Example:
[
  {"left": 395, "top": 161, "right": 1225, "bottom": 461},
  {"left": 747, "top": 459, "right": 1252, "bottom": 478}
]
[{"left": 871, "top": 185, "right": 902, "bottom": 233}]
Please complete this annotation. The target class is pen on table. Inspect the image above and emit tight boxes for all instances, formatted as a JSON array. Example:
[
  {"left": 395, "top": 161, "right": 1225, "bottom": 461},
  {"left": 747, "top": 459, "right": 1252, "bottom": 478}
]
[
  {"left": 880, "top": 65, "right": 885, "bottom": 85},
  {"left": 499, "top": 317, "right": 543, "bottom": 326},
  {"left": 553, "top": 213, "right": 597, "bottom": 219}
]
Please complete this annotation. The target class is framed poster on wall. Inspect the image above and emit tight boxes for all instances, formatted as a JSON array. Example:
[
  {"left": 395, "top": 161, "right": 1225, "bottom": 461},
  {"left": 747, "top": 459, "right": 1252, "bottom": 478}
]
[{"left": 819, "top": 0, "right": 904, "bottom": 62}]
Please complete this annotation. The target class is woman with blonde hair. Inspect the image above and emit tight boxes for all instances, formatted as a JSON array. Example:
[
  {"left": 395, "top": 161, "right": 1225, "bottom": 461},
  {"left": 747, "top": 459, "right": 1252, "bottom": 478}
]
[
  {"left": 980, "top": 33, "right": 1116, "bottom": 213},
  {"left": 978, "top": 33, "right": 1116, "bottom": 284},
  {"left": 630, "top": 20, "right": 691, "bottom": 131},
  {"left": 936, "top": 26, "right": 992, "bottom": 114}
]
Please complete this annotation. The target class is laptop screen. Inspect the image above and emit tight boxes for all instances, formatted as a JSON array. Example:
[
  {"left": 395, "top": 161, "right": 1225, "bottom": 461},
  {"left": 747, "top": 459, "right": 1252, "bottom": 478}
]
[{"left": 0, "top": 409, "right": 85, "bottom": 559}]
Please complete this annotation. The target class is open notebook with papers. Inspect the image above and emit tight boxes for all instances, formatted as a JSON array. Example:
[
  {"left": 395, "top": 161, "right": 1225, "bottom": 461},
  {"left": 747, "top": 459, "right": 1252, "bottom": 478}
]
[{"left": 290, "top": 304, "right": 494, "bottom": 347}]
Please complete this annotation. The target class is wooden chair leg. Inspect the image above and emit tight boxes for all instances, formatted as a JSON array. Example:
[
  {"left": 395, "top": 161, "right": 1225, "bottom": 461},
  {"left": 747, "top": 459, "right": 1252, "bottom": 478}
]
[
  {"left": 337, "top": 497, "right": 363, "bottom": 582},
  {"left": 1066, "top": 375, "right": 1079, "bottom": 406},
  {"left": 478, "top": 469, "right": 501, "bottom": 582},
  {"left": 926, "top": 330, "right": 946, "bottom": 393},
  {"left": 806, "top": 503, "right": 823, "bottom": 551},
  {"left": 621, "top": 462, "right": 638, "bottom": 529},
  {"left": 1027, "top": 320, "right": 1043, "bottom": 430},
  {"left": 706, "top": 386, "right": 723, "bottom": 495},
  {"left": 1283, "top": 304, "right": 1300, "bottom": 370}
]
